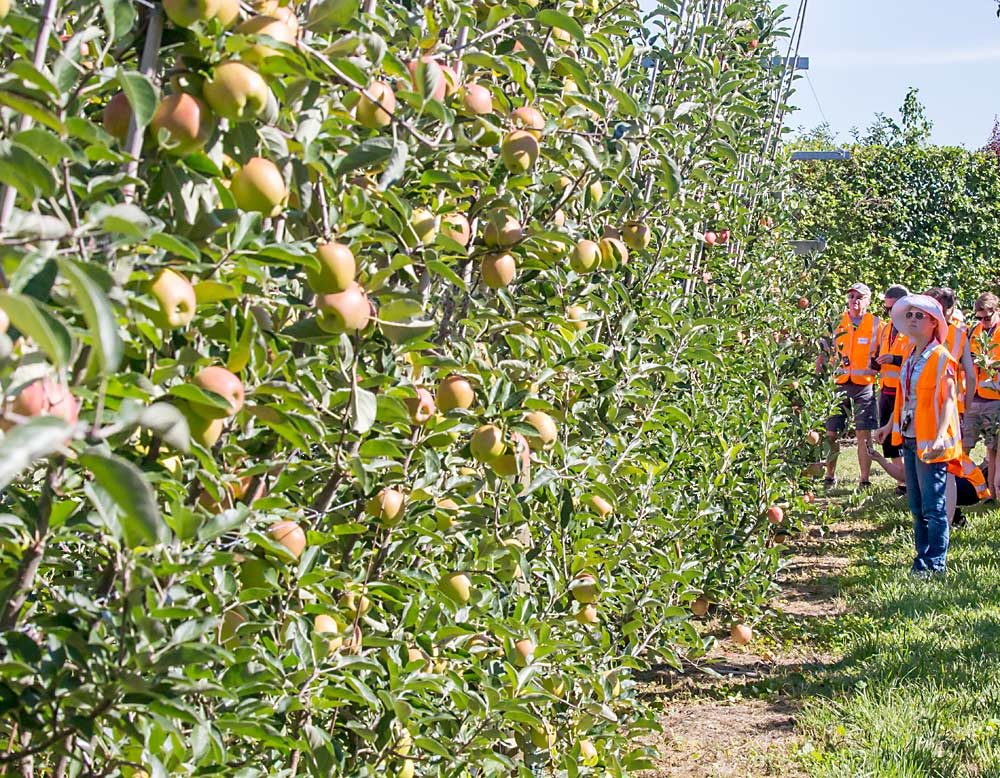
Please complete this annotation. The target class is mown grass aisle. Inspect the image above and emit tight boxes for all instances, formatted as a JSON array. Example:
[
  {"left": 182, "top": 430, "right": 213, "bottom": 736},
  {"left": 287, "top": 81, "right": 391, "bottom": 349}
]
[
  {"left": 797, "top": 487, "right": 1000, "bottom": 774},
  {"left": 652, "top": 445, "right": 1000, "bottom": 776}
]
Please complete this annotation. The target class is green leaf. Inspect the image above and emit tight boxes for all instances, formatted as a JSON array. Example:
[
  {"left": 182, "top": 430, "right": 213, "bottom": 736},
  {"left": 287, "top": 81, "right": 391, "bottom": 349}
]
[
  {"left": 194, "top": 281, "right": 240, "bottom": 304},
  {"left": 661, "top": 154, "right": 682, "bottom": 198},
  {"left": 168, "top": 384, "right": 233, "bottom": 412},
  {"left": 333, "top": 136, "right": 395, "bottom": 176},
  {"left": 377, "top": 139, "right": 408, "bottom": 191},
  {"left": 139, "top": 403, "right": 191, "bottom": 452},
  {"left": 118, "top": 69, "right": 158, "bottom": 129},
  {"left": 88, "top": 203, "right": 155, "bottom": 239},
  {"left": 57, "top": 259, "right": 124, "bottom": 375},
  {"left": 80, "top": 450, "right": 165, "bottom": 547},
  {"left": 351, "top": 386, "right": 377, "bottom": 434},
  {"left": 0, "top": 141, "right": 57, "bottom": 199},
  {"left": 0, "top": 292, "right": 72, "bottom": 367},
  {"left": 149, "top": 232, "right": 201, "bottom": 261},
  {"left": 13, "top": 128, "right": 75, "bottom": 165},
  {"left": 0, "top": 417, "right": 72, "bottom": 490},
  {"left": 537, "top": 9, "right": 584, "bottom": 42},
  {"left": 0, "top": 93, "right": 66, "bottom": 134}
]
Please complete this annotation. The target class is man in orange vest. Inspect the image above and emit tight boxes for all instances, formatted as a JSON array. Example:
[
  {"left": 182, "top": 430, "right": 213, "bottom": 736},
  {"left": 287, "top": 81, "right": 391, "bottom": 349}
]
[
  {"left": 874, "top": 285, "right": 910, "bottom": 494},
  {"left": 875, "top": 294, "right": 961, "bottom": 576},
  {"left": 963, "top": 292, "right": 1000, "bottom": 495},
  {"left": 816, "top": 282, "right": 881, "bottom": 489}
]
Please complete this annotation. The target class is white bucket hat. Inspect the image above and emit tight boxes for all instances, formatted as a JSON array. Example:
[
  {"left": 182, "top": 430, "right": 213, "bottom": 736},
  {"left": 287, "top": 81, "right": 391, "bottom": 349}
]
[{"left": 890, "top": 294, "right": 948, "bottom": 344}]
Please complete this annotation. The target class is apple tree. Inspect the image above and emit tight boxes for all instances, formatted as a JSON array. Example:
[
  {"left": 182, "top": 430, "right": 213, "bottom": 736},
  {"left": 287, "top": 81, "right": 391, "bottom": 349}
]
[{"left": 0, "top": 0, "right": 824, "bottom": 773}]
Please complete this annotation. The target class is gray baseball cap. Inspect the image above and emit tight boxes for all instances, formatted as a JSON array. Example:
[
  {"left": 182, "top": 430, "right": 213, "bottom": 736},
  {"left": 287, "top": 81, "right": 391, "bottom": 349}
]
[{"left": 847, "top": 282, "right": 871, "bottom": 297}]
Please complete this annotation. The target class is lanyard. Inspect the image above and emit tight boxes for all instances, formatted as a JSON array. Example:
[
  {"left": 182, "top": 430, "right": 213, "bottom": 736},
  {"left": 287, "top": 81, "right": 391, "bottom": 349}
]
[{"left": 904, "top": 345, "right": 936, "bottom": 399}]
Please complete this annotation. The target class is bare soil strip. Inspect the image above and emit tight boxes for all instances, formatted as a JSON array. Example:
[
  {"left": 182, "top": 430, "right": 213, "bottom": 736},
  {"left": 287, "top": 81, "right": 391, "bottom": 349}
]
[{"left": 640, "top": 520, "right": 865, "bottom": 776}]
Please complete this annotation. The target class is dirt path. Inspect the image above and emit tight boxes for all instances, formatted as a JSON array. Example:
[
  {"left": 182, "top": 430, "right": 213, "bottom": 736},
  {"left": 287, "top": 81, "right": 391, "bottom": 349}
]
[{"left": 640, "top": 519, "right": 866, "bottom": 777}]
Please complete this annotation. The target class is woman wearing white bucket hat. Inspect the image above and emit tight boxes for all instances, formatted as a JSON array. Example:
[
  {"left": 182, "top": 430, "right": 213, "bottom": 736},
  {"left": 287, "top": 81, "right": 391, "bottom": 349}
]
[{"left": 875, "top": 294, "right": 962, "bottom": 576}]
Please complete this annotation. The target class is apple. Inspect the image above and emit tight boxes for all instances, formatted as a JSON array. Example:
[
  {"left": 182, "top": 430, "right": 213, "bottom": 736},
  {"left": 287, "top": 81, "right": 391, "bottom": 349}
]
[
  {"left": 404, "top": 387, "right": 435, "bottom": 425},
  {"left": 439, "top": 572, "right": 471, "bottom": 604},
  {"left": 500, "top": 130, "right": 539, "bottom": 173},
  {"left": 339, "top": 590, "right": 371, "bottom": 619},
  {"left": 192, "top": 366, "right": 245, "bottom": 418},
  {"left": 570, "top": 239, "right": 600, "bottom": 273},
  {"left": 268, "top": 3, "right": 298, "bottom": 35},
  {"left": 748, "top": 38, "right": 759, "bottom": 50},
  {"left": 767, "top": 505, "right": 784, "bottom": 524},
  {"left": 569, "top": 573, "right": 598, "bottom": 603},
  {"left": 0, "top": 0, "right": 10, "bottom": 18},
  {"left": 718, "top": 229, "right": 731, "bottom": 244},
  {"left": 103, "top": 92, "right": 132, "bottom": 142},
  {"left": 529, "top": 725, "right": 555, "bottom": 750},
  {"left": 805, "top": 430, "right": 822, "bottom": 446},
  {"left": 215, "top": 0, "right": 240, "bottom": 26},
  {"left": 268, "top": 520, "right": 306, "bottom": 559},
  {"left": 307, "top": 242, "right": 355, "bottom": 294},
  {"left": 797, "top": 296, "right": 810, "bottom": 309},
  {"left": 481, "top": 253, "right": 516, "bottom": 289},
  {"left": 0, "top": 307, "right": 8, "bottom": 334},
  {"left": 316, "top": 282, "right": 371, "bottom": 333},
  {"left": 731, "top": 623, "right": 753, "bottom": 645},
  {"left": 588, "top": 494, "right": 613, "bottom": 517},
  {"left": 510, "top": 105, "right": 544, "bottom": 137},
  {"left": 524, "top": 411, "right": 557, "bottom": 448},
  {"left": 149, "top": 268, "right": 196, "bottom": 329},
  {"left": 552, "top": 209, "right": 566, "bottom": 227},
  {"left": 365, "top": 488, "right": 406, "bottom": 526},
  {"left": 482, "top": 212, "right": 523, "bottom": 248},
  {"left": 703, "top": 231, "right": 718, "bottom": 246},
  {"left": 470, "top": 424, "right": 504, "bottom": 462},
  {"left": 621, "top": 221, "right": 651, "bottom": 250},
  {"left": 314, "top": 613, "right": 346, "bottom": 653},
  {"left": 691, "top": 596, "right": 710, "bottom": 617},
  {"left": 460, "top": 83, "right": 493, "bottom": 115},
  {"left": 10, "top": 378, "right": 79, "bottom": 425},
  {"left": 579, "top": 738, "right": 598, "bottom": 766},
  {"left": 513, "top": 638, "right": 534, "bottom": 666},
  {"left": 440, "top": 213, "right": 471, "bottom": 247},
  {"left": 410, "top": 208, "right": 439, "bottom": 244},
  {"left": 407, "top": 56, "right": 448, "bottom": 101},
  {"left": 356, "top": 80, "right": 396, "bottom": 129},
  {"left": 585, "top": 179, "right": 603, "bottom": 206},
  {"left": 188, "top": 414, "right": 225, "bottom": 448},
  {"left": 566, "top": 305, "right": 588, "bottom": 331},
  {"left": 491, "top": 453, "right": 518, "bottom": 477},
  {"left": 598, "top": 237, "right": 628, "bottom": 270},
  {"left": 150, "top": 93, "right": 214, "bottom": 155},
  {"left": 437, "top": 375, "right": 475, "bottom": 412},
  {"left": 575, "top": 602, "right": 599, "bottom": 624},
  {"left": 163, "top": 0, "right": 219, "bottom": 27},
  {"left": 236, "top": 15, "right": 296, "bottom": 64},
  {"left": 204, "top": 61, "right": 269, "bottom": 121},
  {"left": 803, "top": 491, "right": 815, "bottom": 504},
  {"left": 231, "top": 156, "right": 287, "bottom": 216}
]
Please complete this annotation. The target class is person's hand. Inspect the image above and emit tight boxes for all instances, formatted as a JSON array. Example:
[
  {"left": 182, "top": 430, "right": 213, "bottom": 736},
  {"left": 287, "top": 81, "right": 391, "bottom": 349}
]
[
  {"left": 875, "top": 354, "right": 895, "bottom": 365},
  {"left": 874, "top": 426, "right": 890, "bottom": 445}
]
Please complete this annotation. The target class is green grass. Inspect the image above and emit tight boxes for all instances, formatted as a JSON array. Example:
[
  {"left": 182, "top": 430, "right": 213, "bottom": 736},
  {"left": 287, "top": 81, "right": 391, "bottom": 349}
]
[{"left": 790, "top": 446, "right": 1000, "bottom": 777}]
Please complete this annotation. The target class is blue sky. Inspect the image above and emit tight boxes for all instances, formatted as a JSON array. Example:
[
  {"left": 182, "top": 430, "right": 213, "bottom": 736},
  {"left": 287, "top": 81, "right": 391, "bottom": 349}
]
[{"left": 787, "top": 0, "right": 1000, "bottom": 148}]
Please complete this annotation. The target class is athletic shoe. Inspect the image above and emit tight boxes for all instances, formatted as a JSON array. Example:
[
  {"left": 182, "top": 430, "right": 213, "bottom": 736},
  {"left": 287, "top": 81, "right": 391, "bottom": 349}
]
[{"left": 953, "top": 508, "right": 967, "bottom": 528}]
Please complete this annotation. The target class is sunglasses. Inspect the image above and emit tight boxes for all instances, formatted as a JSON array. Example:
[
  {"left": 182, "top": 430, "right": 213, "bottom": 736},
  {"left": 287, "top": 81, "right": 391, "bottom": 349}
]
[
  {"left": 904, "top": 311, "right": 929, "bottom": 320},
  {"left": 976, "top": 313, "right": 994, "bottom": 321}
]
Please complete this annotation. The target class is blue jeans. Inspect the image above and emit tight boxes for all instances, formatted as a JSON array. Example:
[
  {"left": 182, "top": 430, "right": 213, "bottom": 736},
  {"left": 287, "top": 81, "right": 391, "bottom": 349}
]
[{"left": 902, "top": 438, "right": 949, "bottom": 573}]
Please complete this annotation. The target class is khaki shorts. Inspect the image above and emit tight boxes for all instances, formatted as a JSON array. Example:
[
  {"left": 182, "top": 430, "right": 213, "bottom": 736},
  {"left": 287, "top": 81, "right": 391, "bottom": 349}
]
[{"left": 962, "top": 399, "right": 1000, "bottom": 450}]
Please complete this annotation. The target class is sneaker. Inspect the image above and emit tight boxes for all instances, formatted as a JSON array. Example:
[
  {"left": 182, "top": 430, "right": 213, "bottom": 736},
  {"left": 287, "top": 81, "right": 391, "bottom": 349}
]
[
  {"left": 823, "top": 477, "right": 837, "bottom": 488},
  {"left": 858, "top": 480, "right": 872, "bottom": 491},
  {"left": 953, "top": 508, "right": 967, "bottom": 528},
  {"left": 894, "top": 485, "right": 907, "bottom": 497},
  {"left": 909, "top": 568, "right": 930, "bottom": 580}
]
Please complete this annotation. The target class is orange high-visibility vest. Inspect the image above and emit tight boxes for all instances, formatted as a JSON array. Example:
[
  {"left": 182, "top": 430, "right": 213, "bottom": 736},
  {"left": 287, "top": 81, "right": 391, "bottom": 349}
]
[
  {"left": 945, "top": 319, "right": 970, "bottom": 413},
  {"left": 833, "top": 311, "right": 880, "bottom": 385},
  {"left": 969, "top": 322, "right": 1000, "bottom": 401},
  {"left": 947, "top": 455, "right": 991, "bottom": 500},
  {"left": 877, "top": 321, "right": 909, "bottom": 391},
  {"left": 891, "top": 343, "right": 962, "bottom": 463}
]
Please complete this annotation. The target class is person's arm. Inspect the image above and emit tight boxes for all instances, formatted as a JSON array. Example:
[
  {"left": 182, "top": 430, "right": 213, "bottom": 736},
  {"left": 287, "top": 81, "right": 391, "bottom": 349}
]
[
  {"left": 874, "top": 383, "right": 900, "bottom": 444},
  {"left": 962, "top": 339, "right": 976, "bottom": 408},
  {"left": 928, "top": 371, "right": 959, "bottom": 457}
]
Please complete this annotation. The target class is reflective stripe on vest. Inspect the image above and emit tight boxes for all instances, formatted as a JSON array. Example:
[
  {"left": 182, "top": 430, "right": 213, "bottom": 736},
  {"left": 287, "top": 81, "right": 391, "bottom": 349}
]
[
  {"left": 947, "top": 455, "right": 992, "bottom": 500},
  {"left": 946, "top": 322, "right": 969, "bottom": 413},
  {"left": 969, "top": 322, "right": 1000, "bottom": 400},
  {"left": 834, "top": 312, "right": 880, "bottom": 385},
  {"left": 891, "top": 344, "right": 963, "bottom": 463},
  {"left": 878, "top": 321, "right": 909, "bottom": 390}
]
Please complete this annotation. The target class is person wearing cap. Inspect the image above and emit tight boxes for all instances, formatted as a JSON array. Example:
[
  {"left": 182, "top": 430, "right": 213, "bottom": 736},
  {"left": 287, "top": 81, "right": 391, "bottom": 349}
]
[
  {"left": 925, "top": 287, "right": 975, "bottom": 420},
  {"left": 875, "top": 294, "right": 962, "bottom": 576},
  {"left": 873, "top": 284, "right": 910, "bottom": 494},
  {"left": 815, "top": 282, "right": 881, "bottom": 489},
  {"left": 964, "top": 292, "right": 1000, "bottom": 495}
]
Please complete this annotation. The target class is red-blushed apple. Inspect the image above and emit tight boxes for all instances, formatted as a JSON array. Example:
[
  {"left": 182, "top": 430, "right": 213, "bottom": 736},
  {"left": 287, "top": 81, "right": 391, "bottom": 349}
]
[
  {"left": 524, "top": 411, "right": 557, "bottom": 449},
  {"left": 436, "top": 375, "right": 475, "bottom": 412},
  {"left": 440, "top": 213, "right": 471, "bottom": 247},
  {"left": 204, "top": 61, "right": 270, "bottom": 121},
  {"left": 192, "top": 366, "right": 245, "bottom": 419},
  {"left": 356, "top": 80, "right": 395, "bottom": 129},
  {"left": 588, "top": 494, "right": 613, "bottom": 517},
  {"left": 236, "top": 14, "right": 296, "bottom": 64},
  {"left": 482, "top": 212, "right": 523, "bottom": 247},
  {"left": 718, "top": 228, "right": 731, "bottom": 244},
  {"left": 404, "top": 387, "right": 435, "bottom": 425},
  {"left": 570, "top": 239, "right": 600, "bottom": 273},
  {"left": 767, "top": 505, "right": 784, "bottom": 524},
  {"left": 151, "top": 93, "right": 215, "bottom": 155},
  {"left": 365, "top": 488, "right": 406, "bottom": 526},
  {"left": 316, "top": 282, "right": 371, "bottom": 333},
  {"left": 510, "top": 105, "right": 544, "bottom": 137},
  {"left": 575, "top": 602, "right": 599, "bottom": 624},
  {"left": 690, "top": 596, "right": 710, "bottom": 617},
  {"left": 103, "top": 92, "right": 132, "bottom": 142},
  {"left": 481, "top": 253, "right": 516, "bottom": 289},
  {"left": 460, "top": 83, "right": 493, "bottom": 115},
  {"left": 268, "top": 520, "right": 306, "bottom": 559},
  {"left": 703, "top": 231, "right": 718, "bottom": 246}
]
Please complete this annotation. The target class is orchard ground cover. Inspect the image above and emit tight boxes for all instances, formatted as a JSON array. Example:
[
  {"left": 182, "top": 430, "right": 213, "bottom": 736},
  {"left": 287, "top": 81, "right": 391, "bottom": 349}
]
[{"left": 649, "top": 445, "right": 1000, "bottom": 777}]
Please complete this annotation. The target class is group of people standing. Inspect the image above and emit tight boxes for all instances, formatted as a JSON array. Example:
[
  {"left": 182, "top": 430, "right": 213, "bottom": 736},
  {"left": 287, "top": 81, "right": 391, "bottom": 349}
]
[{"left": 817, "top": 283, "right": 995, "bottom": 577}]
